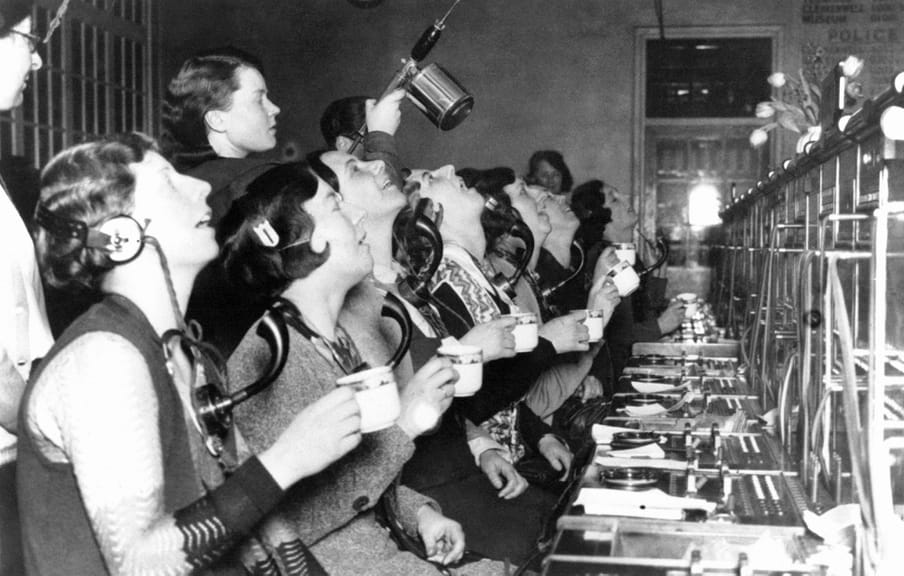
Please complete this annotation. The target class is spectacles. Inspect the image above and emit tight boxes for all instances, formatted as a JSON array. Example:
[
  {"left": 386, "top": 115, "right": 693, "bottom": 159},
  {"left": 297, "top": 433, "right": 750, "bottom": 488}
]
[{"left": 8, "top": 29, "right": 42, "bottom": 54}]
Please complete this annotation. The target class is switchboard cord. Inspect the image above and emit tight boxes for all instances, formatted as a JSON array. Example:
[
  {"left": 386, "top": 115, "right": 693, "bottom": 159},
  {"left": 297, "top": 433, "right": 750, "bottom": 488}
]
[{"left": 828, "top": 256, "right": 878, "bottom": 567}]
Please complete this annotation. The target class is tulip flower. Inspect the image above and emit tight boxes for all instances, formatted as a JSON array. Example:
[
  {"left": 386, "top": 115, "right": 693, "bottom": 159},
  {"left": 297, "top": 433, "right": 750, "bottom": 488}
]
[
  {"left": 749, "top": 128, "right": 769, "bottom": 147},
  {"left": 767, "top": 73, "right": 787, "bottom": 88}
]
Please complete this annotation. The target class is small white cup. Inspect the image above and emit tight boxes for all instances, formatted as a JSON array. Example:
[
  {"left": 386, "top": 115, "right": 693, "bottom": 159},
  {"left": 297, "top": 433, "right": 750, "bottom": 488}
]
[
  {"left": 336, "top": 365, "right": 400, "bottom": 433},
  {"left": 438, "top": 344, "right": 484, "bottom": 397},
  {"left": 500, "top": 312, "right": 538, "bottom": 353},
  {"left": 577, "top": 309, "right": 605, "bottom": 342},
  {"left": 676, "top": 293, "right": 699, "bottom": 319},
  {"left": 606, "top": 260, "right": 640, "bottom": 297},
  {"left": 612, "top": 242, "right": 637, "bottom": 266}
]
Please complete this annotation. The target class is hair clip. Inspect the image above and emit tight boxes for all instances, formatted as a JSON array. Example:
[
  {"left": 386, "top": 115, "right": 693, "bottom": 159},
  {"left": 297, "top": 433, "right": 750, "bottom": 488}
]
[{"left": 252, "top": 219, "right": 280, "bottom": 247}]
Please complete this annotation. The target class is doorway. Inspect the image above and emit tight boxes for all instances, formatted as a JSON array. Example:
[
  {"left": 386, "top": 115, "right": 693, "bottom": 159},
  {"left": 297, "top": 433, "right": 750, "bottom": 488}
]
[{"left": 634, "top": 27, "right": 780, "bottom": 298}]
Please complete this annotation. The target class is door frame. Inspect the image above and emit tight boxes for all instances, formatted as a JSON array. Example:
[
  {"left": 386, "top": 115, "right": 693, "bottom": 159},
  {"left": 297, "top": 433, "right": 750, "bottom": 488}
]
[{"left": 632, "top": 25, "right": 784, "bottom": 245}]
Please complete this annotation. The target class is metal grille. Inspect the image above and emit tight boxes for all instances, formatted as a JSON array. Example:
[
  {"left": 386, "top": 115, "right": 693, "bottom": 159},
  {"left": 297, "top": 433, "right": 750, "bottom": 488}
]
[{"left": 0, "top": 0, "right": 155, "bottom": 169}]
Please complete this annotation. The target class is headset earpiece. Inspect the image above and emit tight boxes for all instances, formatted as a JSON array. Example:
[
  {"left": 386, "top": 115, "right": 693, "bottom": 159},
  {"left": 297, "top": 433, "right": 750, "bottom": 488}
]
[
  {"left": 35, "top": 205, "right": 146, "bottom": 264},
  {"left": 92, "top": 215, "right": 146, "bottom": 263},
  {"left": 393, "top": 199, "right": 444, "bottom": 309}
]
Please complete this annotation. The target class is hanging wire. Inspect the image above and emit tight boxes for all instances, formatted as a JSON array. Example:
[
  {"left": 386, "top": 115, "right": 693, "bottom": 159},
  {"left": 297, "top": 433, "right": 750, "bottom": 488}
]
[
  {"left": 41, "top": 0, "right": 71, "bottom": 44},
  {"left": 654, "top": 0, "right": 665, "bottom": 40}
]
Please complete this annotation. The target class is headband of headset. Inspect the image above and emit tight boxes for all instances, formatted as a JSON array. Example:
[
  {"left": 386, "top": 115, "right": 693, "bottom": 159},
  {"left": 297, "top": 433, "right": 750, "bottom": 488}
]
[{"left": 35, "top": 204, "right": 146, "bottom": 264}]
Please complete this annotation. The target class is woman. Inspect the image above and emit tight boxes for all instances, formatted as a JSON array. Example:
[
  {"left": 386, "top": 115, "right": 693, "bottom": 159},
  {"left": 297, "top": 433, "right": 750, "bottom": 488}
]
[
  {"left": 572, "top": 179, "right": 684, "bottom": 383},
  {"left": 531, "top": 186, "right": 585, "bottom": 317},
  {"left": 526, "top": 150, "right": 573, "bottom": 199},
  {"left": 162, "top": 47, "right": 283, "bottom": 356},
  {"left": 221, "top": 161, "right": 497, "bottom": 575},
  {"left": 464, "top": 168, "right": 619, "bottom": 421},
  {"left": 0, "top": 1, "right": 54, "bottom": 571},
  {"left": 319, "top": 149, "right": 560, "bottom": 566},
  {"left": 19, "top": 133, "right": 363, "bottom": 575},
  {"left": 161, "top": 46, "right": 281, "bottom": 218},
  {"left": 411, "top": 165, "right": 589, "bottom": 483}
]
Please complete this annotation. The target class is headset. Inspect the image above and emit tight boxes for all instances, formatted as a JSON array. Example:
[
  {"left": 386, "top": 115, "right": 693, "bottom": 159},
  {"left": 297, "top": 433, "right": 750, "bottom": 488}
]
[
  {"left": 393, "top": 198, "right": 444, "bottom": 308},
  {"left": 540, "top": 241, "right": 586, "bottom": 300},
  {"left": 35, "top": 206, "right": 293, "bottom": 457},
  {"left": 273, "top": 292, "right": 412, "bottom": 373},
  {"left": 186, "top": 309, "right": 290, "bottom": 457},
  {"left": 638, "top": 234, "right": 670, "bottom": 278},
  {"left": 491, "top": 219, "right": 534, "bottom": 300},
  {"left": 379, "top": 291, "right": 414, "bottom": 369},
  {"left": 35, "top": 205, "right": 147, "bottom": 264}
]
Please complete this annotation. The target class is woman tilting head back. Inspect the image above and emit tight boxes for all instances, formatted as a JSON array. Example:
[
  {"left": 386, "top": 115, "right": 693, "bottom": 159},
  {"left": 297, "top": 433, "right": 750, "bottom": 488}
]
[
  {"left": 221, "top": 159, "right": 474, "bottom": 576},
  {"left": 20, "top": 133, "right": 361, "bottom": 576}
]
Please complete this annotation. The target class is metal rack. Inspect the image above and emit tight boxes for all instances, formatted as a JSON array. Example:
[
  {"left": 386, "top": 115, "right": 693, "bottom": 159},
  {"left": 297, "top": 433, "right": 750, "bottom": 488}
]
[{"left": 712, "top": 70, "right": 904, "bottom": 574}]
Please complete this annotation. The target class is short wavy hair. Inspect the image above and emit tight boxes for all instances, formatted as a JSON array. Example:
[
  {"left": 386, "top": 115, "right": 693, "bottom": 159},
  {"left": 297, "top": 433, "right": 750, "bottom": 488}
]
[
  {"left": 320, "top": 96, "right": 368, "bottom": 149},
  {"left": 161, "top": 47, "right": 264, "bottom": 171},
  {"left": 570, "top": 179, "right": 613, "bottom": 247},
  {"left": 526, "top": 149, "right": 573, "bottom": 194},
  {"left": 458, "top": 166, "right": 519, "bottom": 251},
  {"left": 34, "top": 132, "right": 157, "bottom": 292},
  {"left": 0, "top": 0, "right": 34, "bottom": 37},
  {"left": 218, "top": 160, "right": 331, "bottom": 299}
]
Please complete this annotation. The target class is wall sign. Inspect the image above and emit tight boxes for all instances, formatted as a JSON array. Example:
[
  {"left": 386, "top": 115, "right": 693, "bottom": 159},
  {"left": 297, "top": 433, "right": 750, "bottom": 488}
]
[{"left": 801, "top": 0, "right": 904, "bottom": 95}]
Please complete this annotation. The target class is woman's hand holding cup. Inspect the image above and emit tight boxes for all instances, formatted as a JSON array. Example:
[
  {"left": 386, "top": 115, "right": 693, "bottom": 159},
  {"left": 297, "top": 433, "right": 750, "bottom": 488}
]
[
  {"left": 397, "top": 356, "right": 458, "bottom": 438},
  {"left": 592, "top": 245, "right": 641, "bottom": 297},
  {"left": 539, "top": 310, "right": 591, "bottom": 353},
  {"left": 459, "top": 317, "right": 516, "bottom": 361},
  {"left": 259, "top": 386, "right": 362, "bottom": 490},
  {"left": 588, "top": 276, "right": 621, "bottom": 328},
  {"left": 592, "top": 246, "right": 619, "bottom": 284},
  {"left": 657, "top": 299, "right": 686, "bottom": 335}
]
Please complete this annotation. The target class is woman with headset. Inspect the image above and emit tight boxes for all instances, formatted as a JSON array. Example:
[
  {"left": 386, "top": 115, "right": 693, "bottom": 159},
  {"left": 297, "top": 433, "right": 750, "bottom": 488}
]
[
  {"left": 220, "top": 160, "right": 505, "bottom": 575},
  {"left": 19, "top": 133, "right": 363, "bottom": 575}
]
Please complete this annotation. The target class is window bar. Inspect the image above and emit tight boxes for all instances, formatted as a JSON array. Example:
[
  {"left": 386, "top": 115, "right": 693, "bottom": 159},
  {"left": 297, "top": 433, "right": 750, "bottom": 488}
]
[
  {"left": 100, "top": 30, "right": 115, "bottom": 133},
  {"left": 80, "top": 20, "right": 87, "bottom": 137},
  {"left": 59, "top": 14, "right": 70, "bottom": 150}
]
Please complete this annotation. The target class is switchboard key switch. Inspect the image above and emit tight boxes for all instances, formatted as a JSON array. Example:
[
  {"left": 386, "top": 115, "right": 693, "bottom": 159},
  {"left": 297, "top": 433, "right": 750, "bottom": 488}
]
[
  {"left": 749, "top": 435, "right": 762, "bottom": 467},
  {"left": 751, "top": 475, "right": 770, "bottom": 516},
  {"left": 720, "top": 463, "right": 733, "bottom": 503},
  {"left": 889, "top": 355, "right": 904, "bottom": 375},
  {"left": 736, "top": 478, "right": 756, "bottom": 516},
  {"left": 748, "top": 435, "right": 760, "bottom": 454},
  {"left": 711, "top": 423, "right": 722, "bottom": 453},
  {"left": 884, "top": 396, "right": 904, "bottom": 421},
  {"left": 785, "top": 475, "right": 813, "bottom": 515},
  {"left": 686, "top": 457, "right": 699, "bottom": 496},
  {"left": 737, "top": 552, "right": 752, "bottom": 576},
  {"left": 684, "top": 422, "right": 694, "bottom": 448},
  {"left": 832, "top": 452, "right": 844, "bottom": 504},
  {"left": 764, "top": 475, "right": 784, "bottom": 517},
  {"left": 689, "top": 549, "right": 703, "bottom": 575}
]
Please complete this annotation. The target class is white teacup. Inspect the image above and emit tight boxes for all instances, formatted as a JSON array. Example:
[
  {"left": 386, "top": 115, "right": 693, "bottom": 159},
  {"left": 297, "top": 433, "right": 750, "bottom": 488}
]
[
  {"left": 606, "top": 260, "right": 641, "bottom": 297},
  {"left": 335, "top": 365, "right": 400, "bottom": 433},
  {"left": 612, "top": 242, "right": 637, "bottom": 266},
  {"left": 500, "top": 312, "right": 539, "bottom": 353},
  {"left": 438, "top": 344, "right": 484, "bottom": 397},
  {"left": 676, "top": 293, "right": 699, "bottom": 318},
  {"left": 577, "top": 309, "right": 605, "bottom": 342}
]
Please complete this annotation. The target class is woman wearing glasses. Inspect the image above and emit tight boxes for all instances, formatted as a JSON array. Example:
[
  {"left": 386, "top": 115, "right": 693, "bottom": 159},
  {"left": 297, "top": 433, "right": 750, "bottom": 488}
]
[{"left": 0, "top": 1, "right": 52, "bottom": 572}]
